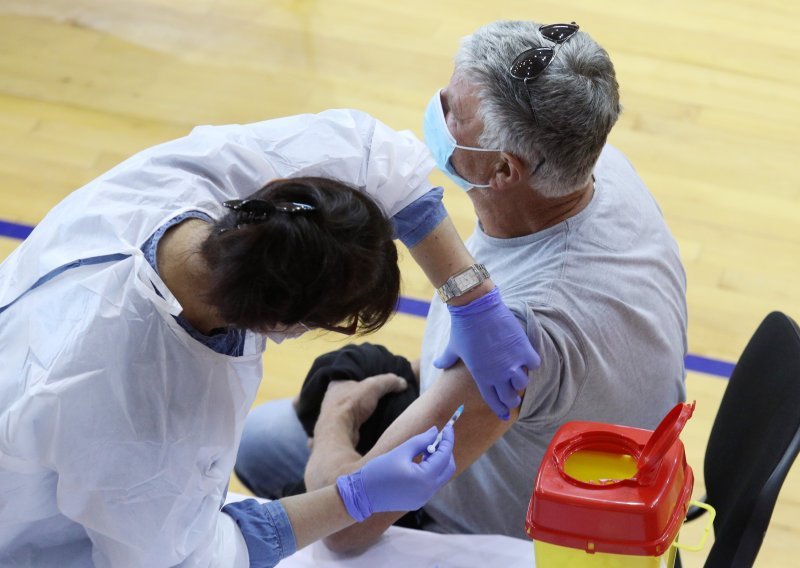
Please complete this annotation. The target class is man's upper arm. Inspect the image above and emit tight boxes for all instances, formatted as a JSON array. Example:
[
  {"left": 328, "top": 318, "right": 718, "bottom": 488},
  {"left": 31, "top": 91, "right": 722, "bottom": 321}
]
[{"left": 322, "top": 361, "right": 519, "bottom": 552}]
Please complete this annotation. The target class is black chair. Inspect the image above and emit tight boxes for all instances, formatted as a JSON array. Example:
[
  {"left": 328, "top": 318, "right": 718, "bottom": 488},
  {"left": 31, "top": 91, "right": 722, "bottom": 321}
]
[{"left": 678, "top": 311, "right": 800, "bottom": 568}]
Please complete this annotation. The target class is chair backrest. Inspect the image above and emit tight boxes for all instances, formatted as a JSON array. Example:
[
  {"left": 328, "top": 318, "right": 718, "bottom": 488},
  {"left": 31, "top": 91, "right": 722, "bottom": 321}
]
[{"left": 703, "top": 311, "right": 800, "bottom": 568}]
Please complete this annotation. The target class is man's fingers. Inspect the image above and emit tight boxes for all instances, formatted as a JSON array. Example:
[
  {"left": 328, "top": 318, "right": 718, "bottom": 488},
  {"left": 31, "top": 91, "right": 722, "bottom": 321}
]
[
  {"left": 325, "top": 373, "right": 407, "bottom": 398},
  {"left": 362, "top": 373, "right": 408, "bottom": 396}
]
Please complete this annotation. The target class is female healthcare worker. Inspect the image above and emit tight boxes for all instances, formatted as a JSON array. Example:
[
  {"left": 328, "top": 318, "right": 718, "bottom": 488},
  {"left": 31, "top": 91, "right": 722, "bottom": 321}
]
[{"left": 0, "top": 109, "right": 538, "bottom": 567}]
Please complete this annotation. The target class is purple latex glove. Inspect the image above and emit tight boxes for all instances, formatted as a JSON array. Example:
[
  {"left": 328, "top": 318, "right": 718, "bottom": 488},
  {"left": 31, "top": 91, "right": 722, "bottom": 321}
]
[
  {"left": 434, "top": 287, "right": 541, "bottom": 420},
  {"left": 337, "top": 425, "right": 455, "bottom": 522}
]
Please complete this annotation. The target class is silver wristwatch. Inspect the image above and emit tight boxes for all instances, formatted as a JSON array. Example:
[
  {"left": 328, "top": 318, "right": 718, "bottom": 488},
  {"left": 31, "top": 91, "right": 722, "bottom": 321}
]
[{"left": 437, "top": 263, "right": 490, "bottom": 302}]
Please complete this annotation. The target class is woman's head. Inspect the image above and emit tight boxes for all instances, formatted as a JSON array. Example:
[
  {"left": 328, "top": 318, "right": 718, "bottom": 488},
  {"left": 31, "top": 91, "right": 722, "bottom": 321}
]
[{"left": 200, "top": 177, "right": 400, "bottom": 334}]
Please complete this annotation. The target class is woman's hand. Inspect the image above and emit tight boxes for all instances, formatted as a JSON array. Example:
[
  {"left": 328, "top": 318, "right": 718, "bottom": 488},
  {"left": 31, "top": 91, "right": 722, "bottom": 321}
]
[
  {"left": 434, "top": 287, "right": 541, "bottom": 420},
  {"left": 336, "top": 424, "right": 456, "bottom": 521}
]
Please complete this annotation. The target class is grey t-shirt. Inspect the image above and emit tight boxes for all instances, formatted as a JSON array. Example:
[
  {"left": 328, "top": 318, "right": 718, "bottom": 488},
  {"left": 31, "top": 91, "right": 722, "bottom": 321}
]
[{"left": 419, "top": 144, "right": 688, "bottom": 539}]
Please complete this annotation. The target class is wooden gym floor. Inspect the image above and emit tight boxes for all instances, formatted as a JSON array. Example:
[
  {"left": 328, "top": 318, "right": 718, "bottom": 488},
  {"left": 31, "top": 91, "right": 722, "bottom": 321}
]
[{"left": 0, "top": 1, "right": 797, "bottom": 565}]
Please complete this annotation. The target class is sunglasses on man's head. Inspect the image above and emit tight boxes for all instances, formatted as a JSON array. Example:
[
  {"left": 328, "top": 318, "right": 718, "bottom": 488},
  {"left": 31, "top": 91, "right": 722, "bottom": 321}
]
[{"left": 508, "top": 22, "right": 580, "bottom": 125}]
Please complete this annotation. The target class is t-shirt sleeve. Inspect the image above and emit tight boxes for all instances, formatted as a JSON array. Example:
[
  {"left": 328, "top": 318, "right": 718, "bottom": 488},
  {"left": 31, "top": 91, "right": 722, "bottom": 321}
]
[{"left": 516, "top": 302, "right": 589, "bottom": 423}]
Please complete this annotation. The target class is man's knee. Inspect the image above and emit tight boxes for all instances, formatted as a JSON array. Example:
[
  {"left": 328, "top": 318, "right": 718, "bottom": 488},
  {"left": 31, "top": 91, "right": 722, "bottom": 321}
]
[{"left": 235, "top": 398, "right": 310, "bottom": 497}]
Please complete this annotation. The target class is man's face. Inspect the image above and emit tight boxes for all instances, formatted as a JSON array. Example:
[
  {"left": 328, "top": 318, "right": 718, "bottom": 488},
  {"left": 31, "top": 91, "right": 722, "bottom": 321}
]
[{"left": 440, "top": 72, "right": 498, "bottom": 187}]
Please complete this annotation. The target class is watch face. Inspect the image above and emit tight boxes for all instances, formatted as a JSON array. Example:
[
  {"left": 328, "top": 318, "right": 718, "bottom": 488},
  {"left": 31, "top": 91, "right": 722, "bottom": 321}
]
[{"left": 453, "top": 269, "right": 480, "bottom": 291}]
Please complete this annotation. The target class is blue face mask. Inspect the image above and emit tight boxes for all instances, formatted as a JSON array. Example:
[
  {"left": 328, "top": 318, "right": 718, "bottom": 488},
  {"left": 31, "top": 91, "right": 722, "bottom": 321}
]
[{"left": 423, "top": 89, "right": 501, "bottom": 191}]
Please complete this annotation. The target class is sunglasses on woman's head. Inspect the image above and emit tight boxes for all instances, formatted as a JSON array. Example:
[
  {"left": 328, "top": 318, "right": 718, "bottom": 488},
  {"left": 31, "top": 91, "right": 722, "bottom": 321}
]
[
  {"left": 508, "top": 22, "right": 580, "bottom": 126},
  {"left": 223, "top": 198, "right": 315, "bottom": 215},
  {"left": 219, "top": 198, "right": 316, "bottom": 232}
]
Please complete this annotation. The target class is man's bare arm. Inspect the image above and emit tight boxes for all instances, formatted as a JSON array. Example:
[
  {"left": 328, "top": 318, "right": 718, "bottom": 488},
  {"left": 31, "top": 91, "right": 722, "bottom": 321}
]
[{"left": 304, "top": 361, "right": 521, "bottom": 552}]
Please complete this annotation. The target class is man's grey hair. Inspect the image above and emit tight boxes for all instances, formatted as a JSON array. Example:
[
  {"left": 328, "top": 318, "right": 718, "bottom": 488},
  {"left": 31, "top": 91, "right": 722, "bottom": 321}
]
[{"left": 455, "top": 21, "right": 621, "bottom": 197}]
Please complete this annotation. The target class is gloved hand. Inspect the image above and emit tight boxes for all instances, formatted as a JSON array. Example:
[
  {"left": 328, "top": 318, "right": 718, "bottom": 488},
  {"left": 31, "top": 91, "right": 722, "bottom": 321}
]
[
  {"left": 336, "top": 425, "right": 455, "bottom": 522},
  {"left": 434, "top": 287, "right": 541, "bottom": 420}
]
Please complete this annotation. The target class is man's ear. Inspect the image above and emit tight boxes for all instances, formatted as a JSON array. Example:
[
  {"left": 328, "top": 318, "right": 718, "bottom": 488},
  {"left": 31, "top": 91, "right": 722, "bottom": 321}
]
[{"left": 490, "top": 152, "right": 529, "bottom": 191}]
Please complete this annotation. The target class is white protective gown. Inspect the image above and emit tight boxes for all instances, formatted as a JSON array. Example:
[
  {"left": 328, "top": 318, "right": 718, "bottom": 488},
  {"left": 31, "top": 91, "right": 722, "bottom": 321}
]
[{"left": 0, "top": 110, "right": 435, "bottom": 567}]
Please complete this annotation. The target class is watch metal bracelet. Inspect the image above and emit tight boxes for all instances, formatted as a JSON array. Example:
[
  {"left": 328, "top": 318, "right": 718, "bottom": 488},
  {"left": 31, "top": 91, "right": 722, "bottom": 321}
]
[{"left": 437, "top": 263, "right": 490, "bottom": 303}]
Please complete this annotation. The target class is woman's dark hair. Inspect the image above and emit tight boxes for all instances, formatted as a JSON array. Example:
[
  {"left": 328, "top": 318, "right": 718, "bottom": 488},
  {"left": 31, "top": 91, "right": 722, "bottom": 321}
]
[{"left": 200, "top": 177, "right": 400, "bottom": 334}]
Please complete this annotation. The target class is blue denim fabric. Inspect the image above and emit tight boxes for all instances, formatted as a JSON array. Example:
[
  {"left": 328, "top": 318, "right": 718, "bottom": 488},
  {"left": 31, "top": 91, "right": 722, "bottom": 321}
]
[
  {"left": 222, "top": 499, "right": 297, "bottom": 567},
  {"left": 392, "top": 187, "right": 446, "bottom": 248},
  {"left": 141, "top": 211, "right": 246, "bottom": 356},
  {"left": 235, "top": 398, "right": 310, "bottom": 499}
]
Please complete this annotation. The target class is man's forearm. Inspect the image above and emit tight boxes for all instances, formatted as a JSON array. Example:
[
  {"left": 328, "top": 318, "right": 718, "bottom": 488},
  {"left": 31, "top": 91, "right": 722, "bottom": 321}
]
[
  {"left": 305, "top": 409, "right": 366, "bottom": 490},
  {"left": 313, "top": 363, "right": 520, "bottom": 553},
  {"left": 323, "top": 510, "right": 404, "bottom": 552},
  {"left": 307, "top": 422, "right": 408, "bottom": 553}
]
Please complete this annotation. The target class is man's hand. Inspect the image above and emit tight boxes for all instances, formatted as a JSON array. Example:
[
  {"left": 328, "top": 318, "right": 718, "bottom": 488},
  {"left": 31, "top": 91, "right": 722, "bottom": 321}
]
[{"left": 317, "top": 373, "right": 408, "bottom": 448}]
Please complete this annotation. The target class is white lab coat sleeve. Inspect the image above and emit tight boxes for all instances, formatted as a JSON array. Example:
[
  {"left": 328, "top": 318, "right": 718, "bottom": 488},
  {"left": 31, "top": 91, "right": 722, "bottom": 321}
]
[
  {"left": 84, "top": 110, "right": 435, "bottom": 229},
  {"left": 224, "top": 109, "right": 437, "bottom": 217}
]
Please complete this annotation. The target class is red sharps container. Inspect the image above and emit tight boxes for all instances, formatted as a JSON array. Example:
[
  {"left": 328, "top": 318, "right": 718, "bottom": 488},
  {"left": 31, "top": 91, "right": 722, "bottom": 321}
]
[{"left": 526, "top": 402, "right": 715, "bottom": 567}]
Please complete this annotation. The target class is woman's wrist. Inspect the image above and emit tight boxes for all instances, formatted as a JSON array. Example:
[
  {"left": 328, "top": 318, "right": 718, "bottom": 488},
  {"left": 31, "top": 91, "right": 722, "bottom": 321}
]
[{"left": 445, "top": 278, "right": 495, "bottom": 306}]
